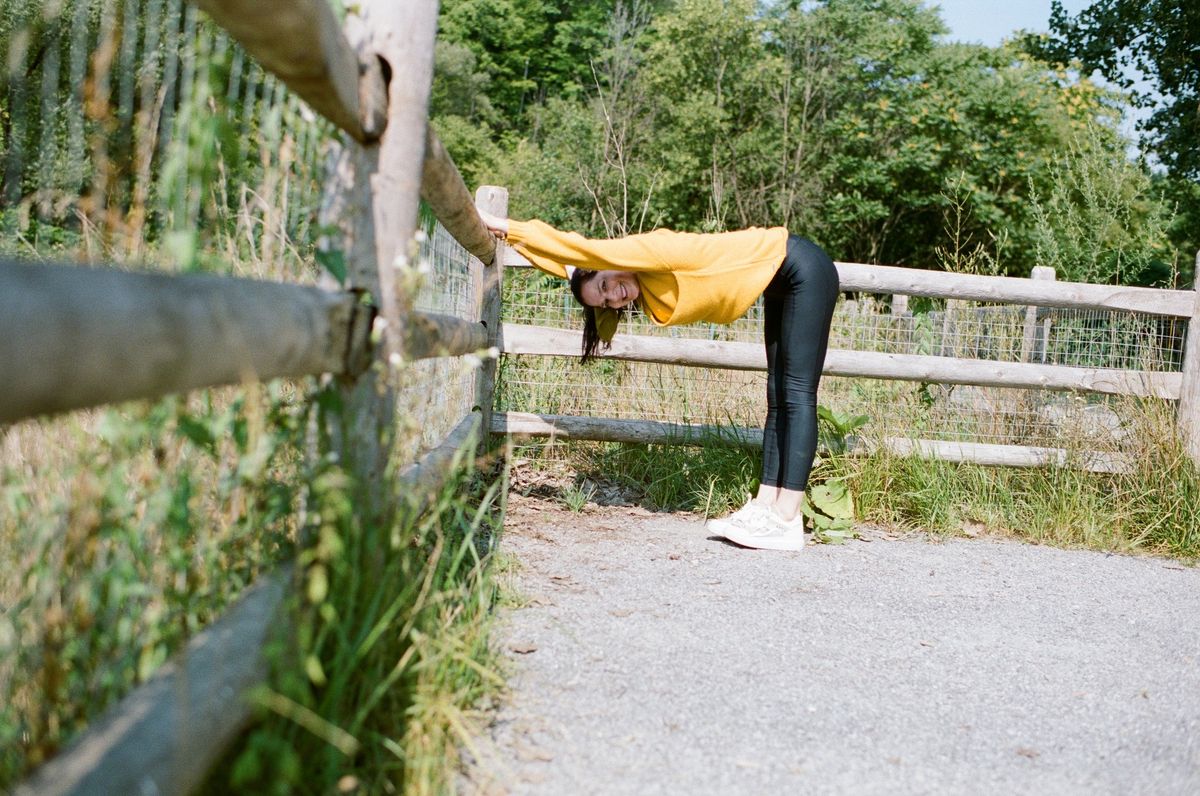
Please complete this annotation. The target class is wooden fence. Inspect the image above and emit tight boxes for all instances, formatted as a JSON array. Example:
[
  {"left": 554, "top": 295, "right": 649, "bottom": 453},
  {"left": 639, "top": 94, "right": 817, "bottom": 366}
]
[
  {"left": 7, "top": 0, "right": 1200, "bottom": 791},
  {"left": 8, "top": 0, "right": 504, "bottom": 793},
  {"left": 496, "top": 250, "right": 1200, "bottom": 473}
]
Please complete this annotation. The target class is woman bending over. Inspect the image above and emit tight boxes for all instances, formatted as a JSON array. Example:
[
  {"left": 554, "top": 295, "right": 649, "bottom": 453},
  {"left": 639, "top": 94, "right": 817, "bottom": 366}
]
[{"left": 480, "top": 212, "right": 839, "bottom": 552}]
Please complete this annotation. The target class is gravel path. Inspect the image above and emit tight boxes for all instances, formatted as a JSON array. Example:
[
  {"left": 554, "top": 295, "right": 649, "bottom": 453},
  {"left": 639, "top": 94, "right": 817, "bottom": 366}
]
[{"left": 463, "top": 496, "right": 1200, "bottom": 795}]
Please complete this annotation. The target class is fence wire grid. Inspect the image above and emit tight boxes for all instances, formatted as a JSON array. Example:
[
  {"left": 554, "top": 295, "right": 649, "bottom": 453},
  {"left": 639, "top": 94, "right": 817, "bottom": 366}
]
[
  {"left": 1, "top": 5, "right": 485, "bottom": 784},
  {"left": 498, "top": 265, "right": 1188, "bottom": 451}
]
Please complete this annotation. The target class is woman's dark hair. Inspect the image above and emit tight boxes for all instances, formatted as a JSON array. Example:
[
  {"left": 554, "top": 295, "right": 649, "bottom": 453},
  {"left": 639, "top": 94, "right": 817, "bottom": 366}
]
[{"left": 568, "top": 268, "right": 626, "bottom": 363}]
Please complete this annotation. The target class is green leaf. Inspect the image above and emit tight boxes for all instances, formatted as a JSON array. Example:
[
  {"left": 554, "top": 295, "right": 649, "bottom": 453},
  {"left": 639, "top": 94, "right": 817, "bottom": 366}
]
[
  {"left": 315, "top": 248, "right": 347, "bottom": 286},
  {"left": 809, "top": 478, "right": 854, "bottom": 520},
  {"left": 176, "top": 414, "right": 217, "bottom": 456}
]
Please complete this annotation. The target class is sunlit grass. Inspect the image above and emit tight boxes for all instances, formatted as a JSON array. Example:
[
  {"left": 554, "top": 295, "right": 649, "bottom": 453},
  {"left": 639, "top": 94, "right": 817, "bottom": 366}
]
[
  {"left": 206, "top": 428, "right": 510, "bottom": 795},
  {"left": 0, "top": 385, "right": 306, "bottom": 784}
]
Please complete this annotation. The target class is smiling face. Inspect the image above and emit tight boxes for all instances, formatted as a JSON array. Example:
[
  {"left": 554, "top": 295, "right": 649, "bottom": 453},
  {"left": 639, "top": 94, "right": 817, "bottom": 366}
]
[{"left": 580, "top": 270, "right": 640, "bottom": 309}]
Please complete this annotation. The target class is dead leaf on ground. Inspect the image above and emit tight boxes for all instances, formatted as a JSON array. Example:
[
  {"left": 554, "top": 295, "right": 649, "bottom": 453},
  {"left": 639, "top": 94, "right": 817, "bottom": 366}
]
[
  {"left": 610, "top": 608, "right": 634, "bottom": 617},
  {"left": 962, "top": 521, "right": 985, "bottom": 538},
  {"left": 515, "top": 745, "right": 554, "bottom": 763},
  {"left": 509, "top": 642, "right": 538, "bottom": 654}
]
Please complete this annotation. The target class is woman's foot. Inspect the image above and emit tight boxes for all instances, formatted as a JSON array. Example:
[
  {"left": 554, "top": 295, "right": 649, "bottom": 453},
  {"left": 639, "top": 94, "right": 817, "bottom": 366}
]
[
  {"left": 707, "top": 499, "right": 769, "bottom": 536},
  {"left": 712, "top": 505, "right": 807, "bottom": 551}
]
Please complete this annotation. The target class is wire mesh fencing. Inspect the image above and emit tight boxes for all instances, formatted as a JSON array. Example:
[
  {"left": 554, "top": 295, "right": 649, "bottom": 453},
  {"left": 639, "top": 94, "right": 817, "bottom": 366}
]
[
  {"left": 497, "top": 266, "right": 1185, "bottom": 452},
  {"left": 0, "top": 3, "right": 481, "bottom": 783},
  {"left": 401, "top": 217, "right": 481, "bottom": 462}
]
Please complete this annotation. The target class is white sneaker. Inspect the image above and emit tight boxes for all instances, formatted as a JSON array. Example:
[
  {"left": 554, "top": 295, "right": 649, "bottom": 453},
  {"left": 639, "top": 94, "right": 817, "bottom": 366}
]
[
  {"left": 707, "top": 500, "right": 769, "bottom": 537},
  {"left": 718, "top": 509, "right": 807, "bottom": 552}
]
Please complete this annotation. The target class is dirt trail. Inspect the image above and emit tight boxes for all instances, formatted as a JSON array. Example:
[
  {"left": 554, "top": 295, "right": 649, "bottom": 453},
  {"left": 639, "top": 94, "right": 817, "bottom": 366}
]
[{"left": 463, "top": 484, "right": 1200, "bottom": 795}]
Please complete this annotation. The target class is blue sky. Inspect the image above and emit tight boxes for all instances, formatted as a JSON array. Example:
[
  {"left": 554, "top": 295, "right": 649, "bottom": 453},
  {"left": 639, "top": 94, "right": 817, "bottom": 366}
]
[{"left": 934, "top": 0, "right": 1092, "bottom": 47}]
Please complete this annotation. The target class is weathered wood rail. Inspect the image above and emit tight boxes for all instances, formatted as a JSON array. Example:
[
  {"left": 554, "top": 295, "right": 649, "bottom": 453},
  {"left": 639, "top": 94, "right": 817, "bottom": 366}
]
[
  {"left": 10, "top": 0, "right": 507, "bottom": 792},
  {"left": 499, "top": 247, "right": 1200, "bottom": 471}
]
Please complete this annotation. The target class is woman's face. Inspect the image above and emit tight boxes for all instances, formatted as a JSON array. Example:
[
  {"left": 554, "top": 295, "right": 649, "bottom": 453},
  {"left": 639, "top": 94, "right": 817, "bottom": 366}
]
[{"left": 580, "top": 270, "right": 640, "bottom": 309}]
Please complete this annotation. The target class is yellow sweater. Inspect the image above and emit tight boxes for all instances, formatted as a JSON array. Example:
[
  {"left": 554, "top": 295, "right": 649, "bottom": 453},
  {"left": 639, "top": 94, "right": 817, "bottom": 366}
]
[{"left": 506, "top": 220, "right": 790, "bottom": 326}]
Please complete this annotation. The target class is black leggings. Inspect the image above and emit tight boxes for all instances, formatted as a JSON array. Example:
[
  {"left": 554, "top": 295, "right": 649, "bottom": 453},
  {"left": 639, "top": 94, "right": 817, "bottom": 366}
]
[{"left": 761, "top": 235, "right": 839, "bottom": 491}]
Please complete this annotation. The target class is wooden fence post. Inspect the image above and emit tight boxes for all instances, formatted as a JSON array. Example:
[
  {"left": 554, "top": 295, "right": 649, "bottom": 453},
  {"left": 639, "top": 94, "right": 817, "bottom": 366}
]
[
  {"left": 316, "top": 0, "right": 438, "bottom": 506},
  {"left": 940, "top": 299, "right": 964, "bottom": 357},
  {"left": 1021, "top": 266, "right": 1056, "bottom": 363},
  {"left": 1179, "top": 252, "right": 1200, "bottom": 463},
  {"left": 356, "top": 0, "right": 438, "bottom": 369},
  {"left": 473, "top": 185, "right": 508, "bottom": 452}
]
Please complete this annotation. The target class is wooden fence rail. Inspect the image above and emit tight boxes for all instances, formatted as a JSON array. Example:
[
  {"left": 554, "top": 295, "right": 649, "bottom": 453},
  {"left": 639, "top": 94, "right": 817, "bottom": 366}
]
[
  {"left": 833, "top": 261, "right": 1195, "bottom": 317},
  {"left": 0, "top": 262, "right": 499, "bottom": 425},
  {"left": 14, "top": 0, "right": 502, "bottom": 791},
  {"left": 501, "top": 323, "right": 1182, "bottom": 399},
  {"left": 494, "top": 411, "right": 1132, "bottom": 474},
  {"left": 501, "top": 247, "right": 1194, "bottom": 315},
  {"left": 0, "top": 262, "right": 365, "bottom": 424},
  {"left": 14, "top": 569, "right": 292, "bottom": 796},
  {"left": 498, "top": 248, "right": 1200, "bottom": 467},
  {"left": 188, "top": 0, "right": 386, "bottom": 144}
]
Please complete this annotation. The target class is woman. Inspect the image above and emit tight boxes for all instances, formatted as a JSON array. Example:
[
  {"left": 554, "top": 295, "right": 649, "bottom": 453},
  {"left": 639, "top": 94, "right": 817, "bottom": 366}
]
[{"left": 479, "top": 211, "right": 839, "bottom": 552}]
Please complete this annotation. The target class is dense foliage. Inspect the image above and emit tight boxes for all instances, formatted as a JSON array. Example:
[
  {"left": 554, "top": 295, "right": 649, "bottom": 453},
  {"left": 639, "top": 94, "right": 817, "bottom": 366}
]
[
  {"left": 432, "top": 0, "right": 1192, "bottom": 284},
  {"left": 1029, "top": 0, "right": 1199, "bottom": 275}
]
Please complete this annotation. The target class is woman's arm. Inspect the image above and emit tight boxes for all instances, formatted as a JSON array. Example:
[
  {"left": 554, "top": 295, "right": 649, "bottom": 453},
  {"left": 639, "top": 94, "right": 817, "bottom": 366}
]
[
  {"left": 505, "top": 219, "right": 672, "bottom": 274},
  {"left": 478, "top": 209, "right": 508, "bottom": 239}
]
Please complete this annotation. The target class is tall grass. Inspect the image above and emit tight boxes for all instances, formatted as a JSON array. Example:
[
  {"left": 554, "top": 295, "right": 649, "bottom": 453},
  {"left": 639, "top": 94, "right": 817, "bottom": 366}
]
[
  {"left": 820, "top": 393, "right": 1200, "bottom": 557},
  {"left": 0, "top": 385, "right": 308, "bottom": 783},
  {"left": 1, "top": 3, "right": 508, "bottom": 791},
  {"left": 208, "top": 428, "right": 508, "bottom": 795}
]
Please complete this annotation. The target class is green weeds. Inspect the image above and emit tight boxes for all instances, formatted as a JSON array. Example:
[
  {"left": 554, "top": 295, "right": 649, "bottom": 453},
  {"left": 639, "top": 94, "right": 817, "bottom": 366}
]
[
  {"left": 829, "top": 396, "right": 1200, "bottom": 558},
  {"left": 0, "top": 385, "right": 307, "bottom": 786},
  {"left": 559, "top": 482, "right": 595, "bottom": 512},
  {"left": 208, "top": 402, "right": 508, "bottom": 795},
  {"left": 1, "top": 383, "right": 510, "bottom": 794}
]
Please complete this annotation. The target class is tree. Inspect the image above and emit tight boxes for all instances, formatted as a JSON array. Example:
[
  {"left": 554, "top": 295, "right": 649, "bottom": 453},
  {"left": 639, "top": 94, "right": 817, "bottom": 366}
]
[
  {"left": 437, "top": 0, "right": 620, "bottom": 131},
  {"left": 478, "top": 0, "right": 1170, "bottom": 281},
  {"left": 1033, "top": 0, "right": 1199, "bottom": 181},
  {"left": 1029, "top": 0, "right": 1199, "bottom": 276}
]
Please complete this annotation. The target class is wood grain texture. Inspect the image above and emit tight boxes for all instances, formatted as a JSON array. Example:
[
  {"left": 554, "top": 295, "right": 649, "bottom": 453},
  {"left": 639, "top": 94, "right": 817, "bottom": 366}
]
[
  {"left": 0, "top": 262, "right": 357, "bottom": 423},
  {"left": 473, "top": 186, "right": 508, "bottom": 452},
  {"left": 190, "top": 0, "right": 384, "bottom": 141},
  {"left": 493, "top": 412, "right": 1130, "bottom": 474},
  {"left": 422, "top": 131, "right": 497, "bottom": 265},
  {"left": 501, "top": 323, "right": 1181, "bottom": 399}
]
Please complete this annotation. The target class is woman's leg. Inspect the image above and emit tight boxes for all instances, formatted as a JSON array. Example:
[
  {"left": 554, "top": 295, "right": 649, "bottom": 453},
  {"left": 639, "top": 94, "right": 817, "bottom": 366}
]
[
  {"left": 758, "top": 289, "right": 785, "bottom": 508},
  {"left": 761, "top": 236, "right": 839, "bottom": 522}
]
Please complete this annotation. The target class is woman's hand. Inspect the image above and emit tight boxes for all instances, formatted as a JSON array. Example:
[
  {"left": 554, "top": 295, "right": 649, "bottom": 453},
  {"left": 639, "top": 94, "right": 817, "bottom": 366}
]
[{"left": 477, "top": 209, "right": 509, "bottom": 239}]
